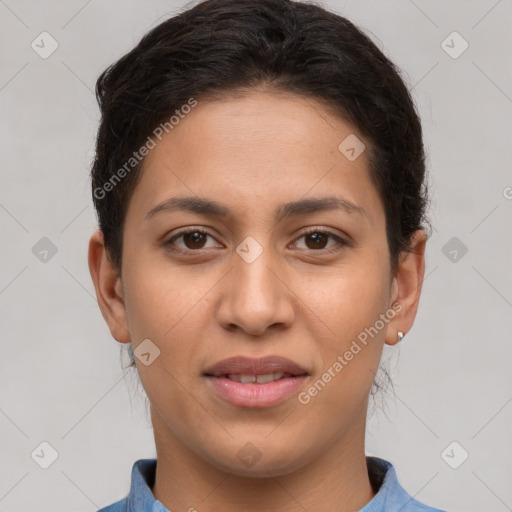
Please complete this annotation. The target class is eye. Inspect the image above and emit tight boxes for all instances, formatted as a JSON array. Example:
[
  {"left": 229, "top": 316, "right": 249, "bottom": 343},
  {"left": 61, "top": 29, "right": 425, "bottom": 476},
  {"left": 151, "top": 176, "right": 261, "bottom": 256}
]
[
  {"left": 292, "top": 228, "right": 347, "bottom": 253},
  {"left": 165, "top": 228, "right": 221, "bottom": 251}
]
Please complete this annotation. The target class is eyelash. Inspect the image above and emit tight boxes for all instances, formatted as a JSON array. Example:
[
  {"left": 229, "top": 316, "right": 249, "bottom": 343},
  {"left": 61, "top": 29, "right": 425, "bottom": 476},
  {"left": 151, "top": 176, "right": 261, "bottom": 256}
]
[{"left": 164, "top": 227, "right": 348, "bottom": 255}]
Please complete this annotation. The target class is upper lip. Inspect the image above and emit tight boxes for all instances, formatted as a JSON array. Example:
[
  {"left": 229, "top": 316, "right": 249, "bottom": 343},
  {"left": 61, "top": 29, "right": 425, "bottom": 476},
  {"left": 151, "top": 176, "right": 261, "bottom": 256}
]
[{"left": 204, "top": 356, "right": 309, "bottom": 377}]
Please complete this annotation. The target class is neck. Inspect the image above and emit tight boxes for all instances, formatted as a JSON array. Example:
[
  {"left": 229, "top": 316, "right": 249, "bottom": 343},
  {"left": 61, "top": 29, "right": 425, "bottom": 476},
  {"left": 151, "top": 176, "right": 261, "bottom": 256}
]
[{"left": 150, "top": 409, "right": 376, "bottom": 512}]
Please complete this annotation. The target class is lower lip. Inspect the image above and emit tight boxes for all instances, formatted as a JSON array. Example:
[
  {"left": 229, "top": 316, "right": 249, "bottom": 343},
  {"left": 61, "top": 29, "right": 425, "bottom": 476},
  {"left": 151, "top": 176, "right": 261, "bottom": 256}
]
[{"left": 205, "top": 375, "right": 308, "bottom": 408}]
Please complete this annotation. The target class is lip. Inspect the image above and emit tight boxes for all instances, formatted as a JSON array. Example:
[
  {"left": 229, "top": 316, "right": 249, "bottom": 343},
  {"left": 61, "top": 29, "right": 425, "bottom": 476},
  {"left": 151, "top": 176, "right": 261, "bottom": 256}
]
[
  {"left": 204, "top": 355, "right": 308, "bottom": 377},
  {"left": 203, "top": 356, "right": 309, "bottom": 408}
]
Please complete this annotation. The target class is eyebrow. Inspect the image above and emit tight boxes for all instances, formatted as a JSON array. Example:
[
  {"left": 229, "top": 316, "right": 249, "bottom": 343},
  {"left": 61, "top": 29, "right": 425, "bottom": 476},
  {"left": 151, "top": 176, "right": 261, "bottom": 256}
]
[{"left": 145, "top": 195, "right": 366, "bottom": 223}]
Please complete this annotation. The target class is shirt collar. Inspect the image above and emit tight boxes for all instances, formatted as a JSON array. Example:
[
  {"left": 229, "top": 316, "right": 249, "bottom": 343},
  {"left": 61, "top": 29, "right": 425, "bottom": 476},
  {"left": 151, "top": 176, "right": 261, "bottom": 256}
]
[
  {"left": 126, "top": 459, "right": 168, "bottom": 512},
  {"left": 361, "top": 456, "right": 437, "bottom": 511},
  {"left": 118, "top": 456, "right": 442, "bottom": 512}
]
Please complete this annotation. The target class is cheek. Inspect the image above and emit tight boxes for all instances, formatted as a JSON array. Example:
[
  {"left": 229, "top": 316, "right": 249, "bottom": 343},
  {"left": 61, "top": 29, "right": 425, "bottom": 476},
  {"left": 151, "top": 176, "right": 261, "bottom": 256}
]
[
  {"left": 300, "top": 260, "right": 390, "bottom": 401},
  {"left": 122, "top": 262, "right": 207, "bottom": 407},
  {"left": 303, "top": 259, "right": 390, "bottom": 340},
  {"left": 122, "top": 252, "right": 209, "bottom": 338},
  {"left": 122, "top": 256, "right": 219, "bottom": 396}
]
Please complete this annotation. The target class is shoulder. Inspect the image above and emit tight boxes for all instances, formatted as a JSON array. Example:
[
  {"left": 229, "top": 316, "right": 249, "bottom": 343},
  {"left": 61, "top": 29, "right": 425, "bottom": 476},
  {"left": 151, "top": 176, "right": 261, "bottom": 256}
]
[{"left": 362, "top": 456, "right": 447, "bottom": 512}]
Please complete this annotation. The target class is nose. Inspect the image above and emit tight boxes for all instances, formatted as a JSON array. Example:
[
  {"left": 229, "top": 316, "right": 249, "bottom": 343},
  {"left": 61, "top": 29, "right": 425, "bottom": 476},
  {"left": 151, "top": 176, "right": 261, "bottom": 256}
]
[{"left": 216, "top": 244, "right": 295, "bottom": 337}]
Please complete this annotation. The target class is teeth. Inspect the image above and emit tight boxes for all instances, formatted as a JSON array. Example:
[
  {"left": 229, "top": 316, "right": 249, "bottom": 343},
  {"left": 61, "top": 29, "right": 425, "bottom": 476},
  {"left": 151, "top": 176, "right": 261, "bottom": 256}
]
[
  {"left": 257, "top": 372, "right": 283, "bottom": 383},
  {"left": 226, "top": 372, "right": 285, "bottom": 383}
]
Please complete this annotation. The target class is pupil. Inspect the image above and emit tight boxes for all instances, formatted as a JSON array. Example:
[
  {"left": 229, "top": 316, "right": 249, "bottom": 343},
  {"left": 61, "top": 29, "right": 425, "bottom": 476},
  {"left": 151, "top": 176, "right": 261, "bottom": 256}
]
[
  {"left": 186, "top": 232, "right": 205, "bottom": 248},
  {"left": 307, "top": 232, "right": 326, "bottom": 249}
]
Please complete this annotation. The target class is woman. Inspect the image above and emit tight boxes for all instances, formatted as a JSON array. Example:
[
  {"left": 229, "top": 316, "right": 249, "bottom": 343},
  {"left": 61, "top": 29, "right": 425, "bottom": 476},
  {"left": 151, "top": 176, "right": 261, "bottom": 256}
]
[{"left": 88, "top": 0, "right": 445, "bottom": 510}]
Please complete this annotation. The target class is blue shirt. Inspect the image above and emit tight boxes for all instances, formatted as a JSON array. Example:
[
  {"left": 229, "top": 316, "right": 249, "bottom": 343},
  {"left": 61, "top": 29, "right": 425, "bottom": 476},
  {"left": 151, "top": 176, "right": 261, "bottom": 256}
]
[{"left": 97, "top": 456, "right": 446, "bottom": 511}]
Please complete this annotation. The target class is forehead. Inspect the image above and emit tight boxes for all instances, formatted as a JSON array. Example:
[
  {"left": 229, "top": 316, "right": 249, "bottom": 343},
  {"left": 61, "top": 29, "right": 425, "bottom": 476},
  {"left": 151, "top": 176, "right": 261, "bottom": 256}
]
[{"left": 124, "top": 90, "right": 384, "bottom": 227}]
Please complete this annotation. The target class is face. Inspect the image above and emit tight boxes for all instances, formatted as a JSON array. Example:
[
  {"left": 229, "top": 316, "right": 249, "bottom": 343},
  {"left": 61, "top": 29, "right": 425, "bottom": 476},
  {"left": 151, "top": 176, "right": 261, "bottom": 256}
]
[{"left": 89, "top": 89, "right": 425, "bottom": 477}]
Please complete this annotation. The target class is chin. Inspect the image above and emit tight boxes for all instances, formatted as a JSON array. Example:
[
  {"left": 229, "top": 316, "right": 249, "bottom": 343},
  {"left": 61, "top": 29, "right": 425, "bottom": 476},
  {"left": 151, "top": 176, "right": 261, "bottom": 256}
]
[{"left": 202, "top": 440, "right": 313, "bottom": 478}]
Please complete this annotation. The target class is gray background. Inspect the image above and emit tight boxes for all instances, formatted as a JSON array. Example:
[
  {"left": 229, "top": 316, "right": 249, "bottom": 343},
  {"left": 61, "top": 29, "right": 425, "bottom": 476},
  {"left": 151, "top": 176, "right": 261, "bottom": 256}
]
[{"left": 1, "top": 1, "right": 511, "bottom": 510}]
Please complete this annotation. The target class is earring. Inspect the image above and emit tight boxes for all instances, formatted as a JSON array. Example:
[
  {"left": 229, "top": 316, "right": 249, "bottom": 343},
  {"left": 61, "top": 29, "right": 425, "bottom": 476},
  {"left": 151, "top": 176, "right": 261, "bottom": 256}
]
[{"left": 397, "top": 331, "right": 405, "bottom": 342}]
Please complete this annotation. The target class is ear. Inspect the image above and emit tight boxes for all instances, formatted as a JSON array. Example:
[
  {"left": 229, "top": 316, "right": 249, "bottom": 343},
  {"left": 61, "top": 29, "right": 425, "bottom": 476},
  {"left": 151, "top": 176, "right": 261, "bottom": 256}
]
[
  {"left": 88, "top": 230, "right": 131, "bottom": 344},
  {"left": 386, "top": 230, "right": 427, "bottom": 346}
]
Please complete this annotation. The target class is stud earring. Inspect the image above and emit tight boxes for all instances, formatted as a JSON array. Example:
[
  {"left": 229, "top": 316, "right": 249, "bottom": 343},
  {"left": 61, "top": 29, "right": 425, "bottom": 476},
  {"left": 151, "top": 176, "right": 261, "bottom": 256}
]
[{"left": 397, "top": 331, "right": 405, "bottom": 342}]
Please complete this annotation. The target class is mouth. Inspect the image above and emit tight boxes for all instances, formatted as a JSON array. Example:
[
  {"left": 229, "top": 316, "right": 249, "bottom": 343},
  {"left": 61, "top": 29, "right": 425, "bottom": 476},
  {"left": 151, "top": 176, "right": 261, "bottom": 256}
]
[
  {"left": 203, "top": 356, "right": 309, "bottom": 408},
  {"left": 204, "top": 355, "right": 309, "bottom": 377},
  {"left": 219, "top": 372, "right": 300, "bottom": 384}
]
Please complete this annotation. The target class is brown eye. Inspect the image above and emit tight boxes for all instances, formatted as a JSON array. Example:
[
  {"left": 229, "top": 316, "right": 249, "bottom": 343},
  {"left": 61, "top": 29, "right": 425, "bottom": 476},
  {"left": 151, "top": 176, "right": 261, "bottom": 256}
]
[
  {"left": 293, "top": 229, "right": 347, "bottom": 253},
  {"left": 165, "top": 229, "right": 218, "bottom": 251}
]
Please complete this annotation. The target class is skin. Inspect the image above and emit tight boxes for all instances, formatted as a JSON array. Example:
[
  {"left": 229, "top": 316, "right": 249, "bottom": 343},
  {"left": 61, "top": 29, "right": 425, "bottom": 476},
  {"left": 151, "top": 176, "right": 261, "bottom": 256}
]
[{"left": 88, "top": 89, "right": 426, "bottom": 512}]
